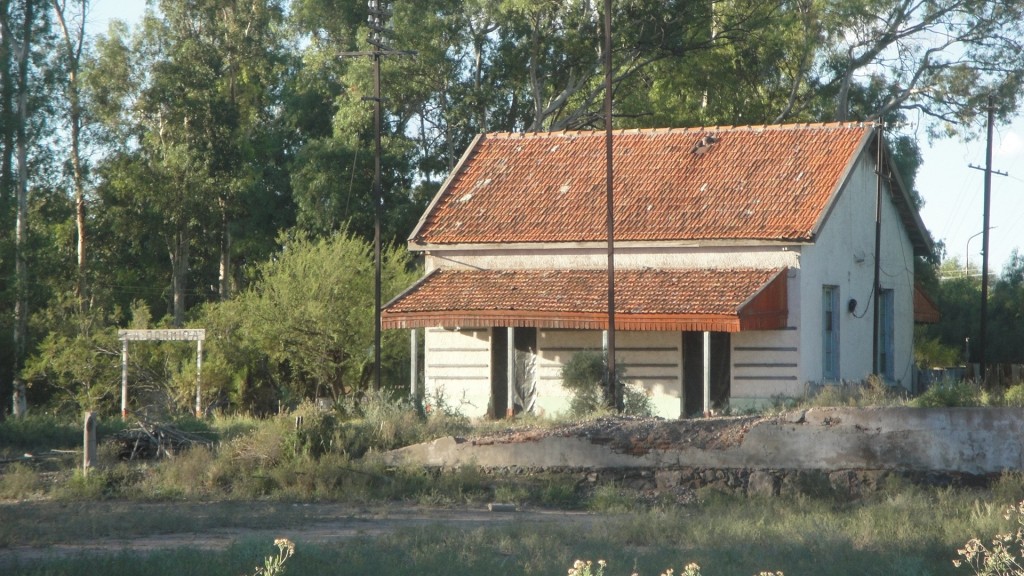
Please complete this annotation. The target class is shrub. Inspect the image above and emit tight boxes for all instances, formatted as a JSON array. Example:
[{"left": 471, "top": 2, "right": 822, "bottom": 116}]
[
  {"left": 561, "top": 350, "right": 612, "bottom": 417},
  {"left": 1005, "top": 384, "right": 1024, "bottom": 408},
  {"left": 561, "top": 350, "right": 651, "bottom": 417},
  {"left": 912, "top": 380, "right": 982, "bottom": 407},
  {"left": 623, "top": 382, "right": 654, "bottom": 417}
]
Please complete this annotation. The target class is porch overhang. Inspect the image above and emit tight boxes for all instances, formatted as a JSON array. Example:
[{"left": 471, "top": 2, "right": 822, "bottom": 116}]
[{"left": 383, "top": 268, "right": 789, "bottom": 333}]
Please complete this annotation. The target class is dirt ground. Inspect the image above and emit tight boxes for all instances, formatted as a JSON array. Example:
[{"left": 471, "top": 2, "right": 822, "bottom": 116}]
[{"left": 0, "top": 501, "right": 603, "bottom": 564}]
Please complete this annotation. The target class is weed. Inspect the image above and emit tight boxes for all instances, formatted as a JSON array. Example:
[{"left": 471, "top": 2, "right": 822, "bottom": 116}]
[
  {"left": 991, "top": 473, "right": 1024, "bottom": 506},
  {"left": 0, "top": 463, "right": 43, "bottom": 499},
  {"left": 568, "top": 558, "right": 607, "bottom": 576},
  {"left": 803, "top": 376, "right": 905, "bottom": 408},
  {"left": 955, "top": 500, "right": 1024, "bottom": 575},
  {"left": 588, "top": 483, "right": 634, "bottom": 513},
  {"left": 55, "top": 469, "right": 107, "bottom": 500},
  {"left": 567, "top": 559, "right": 784, "bottom": 576},
  {"left": 250, "top": 538, "right": 295, "bottom": 576}
]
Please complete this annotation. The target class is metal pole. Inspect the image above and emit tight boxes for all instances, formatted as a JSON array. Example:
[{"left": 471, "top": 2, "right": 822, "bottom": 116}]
[
  {"left": 872, "top": 126, "right": 883, "bottom": 375},
  {"left": 980, "top": 96, "right": 994, "bottom": 381},
  {"left": 966, "top": 229, "right": 983, "bottom": 275},
  {"left": 603, "top": 0, "right": 619, "bottom": 411}
]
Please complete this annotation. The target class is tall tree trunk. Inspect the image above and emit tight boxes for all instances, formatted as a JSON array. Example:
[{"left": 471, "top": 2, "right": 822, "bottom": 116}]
[
  {"left": 170, "top": 229, "right": 189, "bottom": 327},
  {"left": 52, "top": 0, "right": 88, "bottom": 301},
  {"left": 0, "top": 0, "right": 14, "bottom": 419},
  {"left": 218, "top": 212, "right": 230, "bottom": 300},
  {"left": 12, "top": 0, "right": 34, "bottom": 417}
]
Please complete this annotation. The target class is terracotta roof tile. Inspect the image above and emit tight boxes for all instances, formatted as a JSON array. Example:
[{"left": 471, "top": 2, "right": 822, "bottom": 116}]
[
  {"left": 382, "top": 268, "right": 788, "bottom": 332},
  {"left": 412, "top": 123, "right": 873, "bottom": 245}
]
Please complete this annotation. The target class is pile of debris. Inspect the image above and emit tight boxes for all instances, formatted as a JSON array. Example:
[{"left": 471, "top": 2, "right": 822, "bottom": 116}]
[{"left": 111, "top": 422, "right": 214, "bottom": 460}]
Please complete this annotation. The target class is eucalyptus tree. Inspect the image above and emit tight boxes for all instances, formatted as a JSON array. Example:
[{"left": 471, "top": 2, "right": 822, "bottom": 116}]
[
  {"left": 287, "top": 0, "right": 797, "bottom": 241},
  {"left": 0, "top": 0, "right": 63, "bottom": 416},
  {"left": 87, "top": 0, "right": 289, "bottom": 326},
  {"left": 286, "top": 0, "right": 424, "bottom": 243},
  {"left": 810, "top": 0, "right": 1024, "bottom": 133},
  {"left": 51, "top": 0, "right": 89, "bottom": 299}
]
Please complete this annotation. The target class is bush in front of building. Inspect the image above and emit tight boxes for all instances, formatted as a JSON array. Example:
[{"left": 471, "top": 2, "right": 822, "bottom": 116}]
[{"left": 560, "top": 351, "right": 651, "bottom": 418}]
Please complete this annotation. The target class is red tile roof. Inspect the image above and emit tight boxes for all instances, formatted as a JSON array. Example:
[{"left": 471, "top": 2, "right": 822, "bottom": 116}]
[
  {"left": 914, "top": 284, "right": 940, "bottom": 324},
  {"left": 411, "top": 123, "right": 876, "bottom": 246},
  {"left": 382, "top": 268, "right": 788, "bottom": 332}
]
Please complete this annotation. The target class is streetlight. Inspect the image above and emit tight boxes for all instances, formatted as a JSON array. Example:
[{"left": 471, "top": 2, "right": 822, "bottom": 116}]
[{"left": 965, "top": 226, "right": 997, "bottom": 275}]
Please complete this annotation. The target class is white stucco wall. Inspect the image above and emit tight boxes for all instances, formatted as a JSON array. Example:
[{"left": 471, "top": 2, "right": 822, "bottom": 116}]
[
  {"left": 797, "top": 153, "right": 916, "bottom": 389},
  {"left": 424, "top": 327, "right": 688, "bottom": 420},
  {"left": 730, "top": 327, "right": 802, "bottom": 410},
  {"left": 423, "top": 328, "right": 491, "bottom": 418},
  {"left": 423, "top": 244, "right": 800, "bottom": 273}
]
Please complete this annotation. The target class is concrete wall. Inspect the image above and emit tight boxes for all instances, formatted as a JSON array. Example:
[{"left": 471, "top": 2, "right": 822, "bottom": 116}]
[{"left": 384, "top": 408, "right": 1024, "bottom": 476}]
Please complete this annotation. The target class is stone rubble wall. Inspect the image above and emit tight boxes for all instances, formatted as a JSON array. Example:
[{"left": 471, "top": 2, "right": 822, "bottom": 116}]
[
  {"left": 469, "top": 465, "right": 993, "bottom": 500},
  {"left": 383, "top": 407, "right": 1024, "bottom": 497}
]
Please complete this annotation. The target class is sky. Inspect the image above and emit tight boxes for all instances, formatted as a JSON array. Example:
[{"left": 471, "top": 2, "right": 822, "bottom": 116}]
[
  {"left": 89, "top": 2, "right": 1023, "bottom": 275},
  {"left": 915, "top": 118, "right": 1024, "bottom": 276}
]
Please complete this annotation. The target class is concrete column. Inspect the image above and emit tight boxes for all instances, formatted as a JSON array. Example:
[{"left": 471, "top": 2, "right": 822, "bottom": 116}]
[
  {"left": 678, "top": 331, "right": 686, "bottom": 418},
  {"left": 83, "top": 411, "right": 97, "bottom": 474},
  {"left": 410, "top": 329, "right": 419, "bottom": 402},
  {"left": 703, "top": 331, "right": 711, "bottom": 417},
  {"left": 506, "top": 327, "right": 515, "bottom": 418},
  {"left": 121, "top": 339, "right": 129, "bottom": 419},
  {"left": 195, "top": 339, "right": 203, "bottom": 417}
]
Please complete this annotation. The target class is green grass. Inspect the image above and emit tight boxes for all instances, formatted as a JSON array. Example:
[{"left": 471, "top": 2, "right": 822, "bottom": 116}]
[
  {"left": 5, "top": 401, "right": 1024, "bottom": 574},
  {"left": 1, "top": 486, "right": 1017, "bottom": 575}
]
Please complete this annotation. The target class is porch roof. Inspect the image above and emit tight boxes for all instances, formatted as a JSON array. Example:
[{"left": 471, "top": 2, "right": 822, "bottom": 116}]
[{"left": 382, "top": 268, "right": 789, "bottom": 332}]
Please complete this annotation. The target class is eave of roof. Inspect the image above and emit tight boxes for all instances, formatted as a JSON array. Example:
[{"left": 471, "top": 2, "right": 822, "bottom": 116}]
[{"left": 382, "top": 268, "right": 789, "bottom": 332}]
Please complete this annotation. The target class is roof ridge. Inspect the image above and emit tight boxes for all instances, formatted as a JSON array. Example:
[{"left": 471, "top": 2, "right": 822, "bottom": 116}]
[{"left": 483, "top": 122, "right": 873, "bottom": 140}]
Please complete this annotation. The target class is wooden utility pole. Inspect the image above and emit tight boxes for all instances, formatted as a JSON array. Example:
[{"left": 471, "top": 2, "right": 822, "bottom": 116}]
[
  {"left": 980, "top": 98, "right": 994, "bottom": 382},
  {"left": 968, "top": 95, "right": 1008, "bottom": 382},
  {"left": 603, "top": 0, "right": 620, "bottom": 411},
  {"left": 341, "top": 1, "right": 414, "bottom": 392}
]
